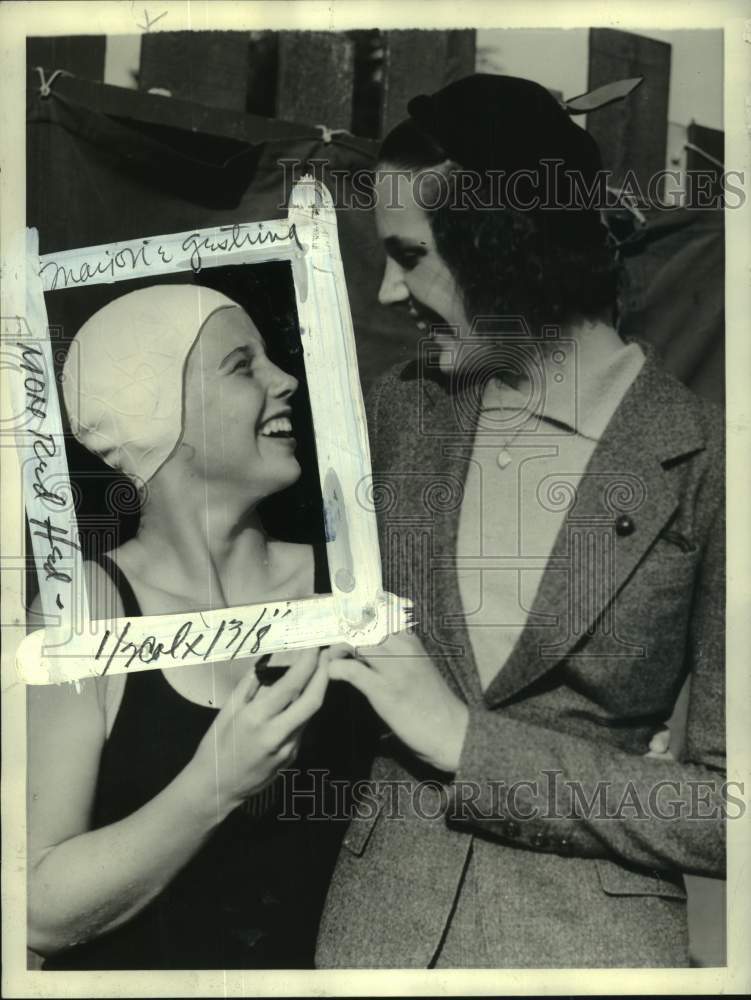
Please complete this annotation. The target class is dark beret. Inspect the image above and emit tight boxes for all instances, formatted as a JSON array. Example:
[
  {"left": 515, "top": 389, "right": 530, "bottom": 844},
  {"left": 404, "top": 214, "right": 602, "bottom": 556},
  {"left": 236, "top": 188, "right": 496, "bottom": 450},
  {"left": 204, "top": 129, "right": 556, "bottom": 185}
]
[
  {"left": 406, "top": 74, "right": 607, "bottom": 248},
  {"left": 407, "top": 74, "right": 603, "bottom": 178}
]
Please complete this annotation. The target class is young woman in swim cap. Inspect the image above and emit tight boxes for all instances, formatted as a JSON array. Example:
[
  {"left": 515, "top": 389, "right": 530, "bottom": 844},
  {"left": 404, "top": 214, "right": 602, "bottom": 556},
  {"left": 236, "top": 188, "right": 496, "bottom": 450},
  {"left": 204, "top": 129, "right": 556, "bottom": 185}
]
[{"left": 28, "top": 284, "right": 349, "bottom": 970}]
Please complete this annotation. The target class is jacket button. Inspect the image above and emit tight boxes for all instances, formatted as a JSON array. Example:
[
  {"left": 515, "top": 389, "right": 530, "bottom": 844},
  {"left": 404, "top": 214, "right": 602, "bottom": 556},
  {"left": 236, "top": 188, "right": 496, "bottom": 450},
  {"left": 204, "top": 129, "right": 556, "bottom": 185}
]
[
  {"left": 506, "top": 820, "right": 520, "bottom": 838},
  {"left": 615, "top": 514, "right": 635, "bottom": 537},
  {"left": 531, "top": 830, "right": 547, "bottom": 849}
]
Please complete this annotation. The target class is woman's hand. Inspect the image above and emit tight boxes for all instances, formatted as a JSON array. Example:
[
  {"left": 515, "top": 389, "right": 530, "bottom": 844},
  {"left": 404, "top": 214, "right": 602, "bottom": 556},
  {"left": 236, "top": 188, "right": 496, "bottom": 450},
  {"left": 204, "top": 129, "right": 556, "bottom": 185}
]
[
  {"left": 646, "top": 725, "right": 674, "bottom": 760},
  {"left": 323, "top": 633, "right": 468, "bottom": 774},
  {"left": 26, "top": 651, "right": 328, "bottom": 957},
  {"left": 189, "top": 648, "right": 328, "bottom": 814}
]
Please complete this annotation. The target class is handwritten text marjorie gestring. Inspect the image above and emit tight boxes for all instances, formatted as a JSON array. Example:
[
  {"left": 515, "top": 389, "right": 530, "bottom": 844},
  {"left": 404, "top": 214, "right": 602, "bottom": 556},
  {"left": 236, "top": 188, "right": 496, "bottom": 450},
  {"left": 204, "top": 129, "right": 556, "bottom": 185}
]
[{"left": 39, "top": 222, "right": 301, "bottom": 291}]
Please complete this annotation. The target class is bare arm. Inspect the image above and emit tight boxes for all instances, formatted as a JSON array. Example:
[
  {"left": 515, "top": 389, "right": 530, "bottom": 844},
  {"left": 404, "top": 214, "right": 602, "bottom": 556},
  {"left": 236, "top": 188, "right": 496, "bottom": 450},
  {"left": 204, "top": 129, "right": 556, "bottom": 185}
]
[
  {"left": 27, "top": 565, "right": 327, "bottom": 956},
  {"left": 27, "top": 674, "right": 228, "bottom": 955}
]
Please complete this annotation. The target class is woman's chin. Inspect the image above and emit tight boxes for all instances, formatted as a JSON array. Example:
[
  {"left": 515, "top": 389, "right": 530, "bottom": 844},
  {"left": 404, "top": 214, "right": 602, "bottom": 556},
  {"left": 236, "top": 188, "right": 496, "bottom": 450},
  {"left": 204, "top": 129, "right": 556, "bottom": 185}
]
[{"left": 270, "top": 456, "right": 302, "bottom": 491}]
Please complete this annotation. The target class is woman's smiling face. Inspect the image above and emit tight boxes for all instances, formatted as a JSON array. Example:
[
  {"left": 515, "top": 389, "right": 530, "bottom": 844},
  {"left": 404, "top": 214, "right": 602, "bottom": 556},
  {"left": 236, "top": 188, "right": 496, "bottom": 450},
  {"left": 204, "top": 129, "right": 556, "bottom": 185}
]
[
  {"left": 180, "top": 305, "right": 301, "bottom": 500},
  {"left": 375, "top": 166, "right": 469, "bottom": 373}
]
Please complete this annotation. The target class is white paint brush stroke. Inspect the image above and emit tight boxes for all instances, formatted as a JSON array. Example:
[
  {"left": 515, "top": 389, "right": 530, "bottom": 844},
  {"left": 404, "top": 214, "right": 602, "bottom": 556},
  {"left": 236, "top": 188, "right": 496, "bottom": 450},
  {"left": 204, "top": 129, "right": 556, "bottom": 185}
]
[
  {"left": 17, "top": 591, "right": 414, "bottom": 686},
  {"left": 15, "top": 176, "right": 412, "bottom": 685},
  {"left": 37, "top": 219, "right": 302, "bottom": 292},
  {"left": 8, "top": 228, "right": 90, "bottom": 633}
]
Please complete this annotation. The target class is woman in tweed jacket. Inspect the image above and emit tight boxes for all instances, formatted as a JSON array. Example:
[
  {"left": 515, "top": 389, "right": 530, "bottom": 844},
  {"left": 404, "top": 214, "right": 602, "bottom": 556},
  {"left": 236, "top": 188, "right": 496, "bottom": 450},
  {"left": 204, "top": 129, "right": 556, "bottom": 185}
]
[{"left": 317, "top": 75, "right": 726, "bottom": 968}]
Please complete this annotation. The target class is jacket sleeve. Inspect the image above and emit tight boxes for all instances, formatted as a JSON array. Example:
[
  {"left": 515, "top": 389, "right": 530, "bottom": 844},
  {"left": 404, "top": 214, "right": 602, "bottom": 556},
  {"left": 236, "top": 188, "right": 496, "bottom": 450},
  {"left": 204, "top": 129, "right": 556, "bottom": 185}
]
[{"left": 447, "top": 497, "right": 728, "bottom": 879}]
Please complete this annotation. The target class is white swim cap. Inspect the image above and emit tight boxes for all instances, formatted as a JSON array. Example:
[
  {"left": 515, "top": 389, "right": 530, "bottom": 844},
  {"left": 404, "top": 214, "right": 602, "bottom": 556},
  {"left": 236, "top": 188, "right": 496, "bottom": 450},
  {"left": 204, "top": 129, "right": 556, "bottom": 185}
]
[{"left": 62, "top": 284, "right": 240, "bottom": 484}]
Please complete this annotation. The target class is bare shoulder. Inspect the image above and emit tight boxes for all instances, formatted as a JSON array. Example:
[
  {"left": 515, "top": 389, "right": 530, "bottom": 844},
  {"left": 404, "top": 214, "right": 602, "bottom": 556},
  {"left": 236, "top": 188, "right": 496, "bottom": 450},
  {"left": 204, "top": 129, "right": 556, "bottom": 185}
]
[{"left": 27, "top": 557, "right": 126, "bottom": 725}]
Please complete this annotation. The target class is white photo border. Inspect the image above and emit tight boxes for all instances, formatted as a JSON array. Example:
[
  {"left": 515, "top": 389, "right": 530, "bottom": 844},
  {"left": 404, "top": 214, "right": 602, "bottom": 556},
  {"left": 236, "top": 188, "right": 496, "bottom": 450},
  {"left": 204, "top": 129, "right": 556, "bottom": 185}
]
[
  {"left": 2, "top": 3, "right": 749, "bottom": 998},
  {"left": 11, "top": 176, "right": 411, "bottom": 685}
]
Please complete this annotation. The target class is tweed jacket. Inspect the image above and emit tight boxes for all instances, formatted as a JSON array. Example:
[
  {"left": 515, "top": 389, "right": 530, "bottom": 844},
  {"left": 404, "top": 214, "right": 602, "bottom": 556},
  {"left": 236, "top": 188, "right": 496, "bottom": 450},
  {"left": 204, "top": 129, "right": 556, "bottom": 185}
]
[{"left": 316, "top": 345, "right": 726, "bottom": 969}]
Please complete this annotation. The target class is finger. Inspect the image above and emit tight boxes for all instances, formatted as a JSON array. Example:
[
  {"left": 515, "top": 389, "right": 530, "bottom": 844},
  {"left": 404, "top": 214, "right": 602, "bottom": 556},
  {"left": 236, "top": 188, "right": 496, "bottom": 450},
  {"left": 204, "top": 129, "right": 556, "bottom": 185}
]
[
  {"left": 322, "top": 642, "right": 384, "bottom": 673},
  {"left": 276, "top": 660, "right": 329, "bottom": 733},
  {"left": 254, "top": 646, "right": 319, "bottom": 716},
  {"left": 649, "top": 727, "right": 671, "bottom": 755},
  {"left": 221, "top": 661, "right": 261, "bottom": 713},
  {"left": 358, "top": 630, "right": 418, "bottom": 656},
  {"left": 320, "top": 643, "right": 357, "bottom": 666},
  {"left": 273, "top": 735, "right": 302, "bottom": 766},
  {"left": 351, "top": 634, "right": 417, "bottom": 668},
  {"left": 264, "top": 715, "right": 308, "bottom": 757},
  {"left": 326, "top": 656, "right": 382, "bottom": 702}
]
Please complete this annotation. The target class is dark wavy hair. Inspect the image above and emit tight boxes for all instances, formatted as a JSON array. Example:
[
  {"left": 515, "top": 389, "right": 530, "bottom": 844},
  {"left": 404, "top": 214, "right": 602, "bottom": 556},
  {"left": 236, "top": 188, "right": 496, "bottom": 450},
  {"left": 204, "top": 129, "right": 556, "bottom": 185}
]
[{"left": 378, "top": 118, "right": 621, "bottom": 333}]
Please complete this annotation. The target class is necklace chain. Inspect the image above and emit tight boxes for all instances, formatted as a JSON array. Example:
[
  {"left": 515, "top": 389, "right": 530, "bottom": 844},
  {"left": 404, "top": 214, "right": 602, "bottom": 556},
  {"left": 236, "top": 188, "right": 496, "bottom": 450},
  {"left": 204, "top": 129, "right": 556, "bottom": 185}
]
[{"left": 483, "top": 379, "right": 534, "bottom": 469}]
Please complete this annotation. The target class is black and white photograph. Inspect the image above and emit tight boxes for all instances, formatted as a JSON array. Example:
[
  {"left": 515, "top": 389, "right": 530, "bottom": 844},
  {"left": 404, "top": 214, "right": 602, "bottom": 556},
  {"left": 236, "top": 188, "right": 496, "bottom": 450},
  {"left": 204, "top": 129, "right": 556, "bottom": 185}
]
[
  {"left": 1, "top": 1, "right": 749, "bottom": 996},
  {"left": 38, "top": 258, "right": 330, "bottom": 592}
]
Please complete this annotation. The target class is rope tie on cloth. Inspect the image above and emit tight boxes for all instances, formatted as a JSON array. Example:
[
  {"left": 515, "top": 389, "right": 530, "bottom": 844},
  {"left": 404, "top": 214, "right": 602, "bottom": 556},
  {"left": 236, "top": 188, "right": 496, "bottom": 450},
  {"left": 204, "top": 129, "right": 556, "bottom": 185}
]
[
  {"left": 315, "top": 124, "right": 350, "bottom": 144},
  {"left": 34, "top": 67, "right": 71, "bottom": 98}
]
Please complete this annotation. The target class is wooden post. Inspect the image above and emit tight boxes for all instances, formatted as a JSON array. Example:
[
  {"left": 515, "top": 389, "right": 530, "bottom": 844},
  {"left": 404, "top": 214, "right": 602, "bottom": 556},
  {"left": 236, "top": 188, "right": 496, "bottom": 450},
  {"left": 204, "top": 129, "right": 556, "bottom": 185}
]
[
  {"left": 276, "top": 32, "right": 355, "bottom": 130},
  {"left": 380, "top": 30, "right": 476, "bottom": 137},
  {"left": 686, "top": 122, "right": 724, "bottom": 170},
  {"left": 246, "top": 31, "right": 279, "bottom": 118},
  {"left": 349, "top": 30, "right": 384, "bottom": 139},
  {"left": 27, "top": 35, "right": 106, "bottom": 82},
  {"left": 445, "top": 31, "right": 477, "bottom": 91},
  {"left": 139, "top": 31, "right": 251, "bottom": 111},
  {"left": 686, "top": 121, "right": 724, "bottom": 202},
  {"left": 587, "top": 28, "right": 671, "bottom": 195}
]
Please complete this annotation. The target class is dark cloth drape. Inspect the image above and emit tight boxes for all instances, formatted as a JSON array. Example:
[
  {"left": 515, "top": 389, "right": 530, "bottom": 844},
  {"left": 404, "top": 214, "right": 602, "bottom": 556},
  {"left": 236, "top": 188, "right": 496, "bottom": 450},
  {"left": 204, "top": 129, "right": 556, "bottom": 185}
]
[
  {"left": 619, "top": 207, "right": 724, "bottom": 404},
  {"left": 27, "top": 73, "right": 724, "bottom": 403},
  {"left": 27, "top": 74, "right": 419, "bottom": 391}
]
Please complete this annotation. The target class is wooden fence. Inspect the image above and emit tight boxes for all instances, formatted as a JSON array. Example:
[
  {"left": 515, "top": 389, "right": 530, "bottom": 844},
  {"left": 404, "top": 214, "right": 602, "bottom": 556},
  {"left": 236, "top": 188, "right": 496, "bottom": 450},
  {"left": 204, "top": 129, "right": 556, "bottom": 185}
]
[{"left": 27, "top": 27, "right": 723, "bottom": 176}]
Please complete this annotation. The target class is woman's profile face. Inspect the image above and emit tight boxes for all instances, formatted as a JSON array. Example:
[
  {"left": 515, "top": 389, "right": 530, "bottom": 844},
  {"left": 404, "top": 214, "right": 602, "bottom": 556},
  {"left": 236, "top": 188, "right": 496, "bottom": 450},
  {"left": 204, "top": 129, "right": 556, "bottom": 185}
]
[
  {"left": 180, "top": 305, "right": 301, "bottom": 499},
  {"left": 375, "top": 165, "right": 469, "bottom": 374}
]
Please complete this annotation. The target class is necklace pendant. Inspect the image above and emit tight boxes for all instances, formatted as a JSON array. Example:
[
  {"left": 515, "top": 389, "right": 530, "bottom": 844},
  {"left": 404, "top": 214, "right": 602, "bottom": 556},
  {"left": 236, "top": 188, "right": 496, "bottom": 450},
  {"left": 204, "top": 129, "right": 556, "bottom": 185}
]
[{"left": 497, "top": 448, "right": 512, "bottom": 469}]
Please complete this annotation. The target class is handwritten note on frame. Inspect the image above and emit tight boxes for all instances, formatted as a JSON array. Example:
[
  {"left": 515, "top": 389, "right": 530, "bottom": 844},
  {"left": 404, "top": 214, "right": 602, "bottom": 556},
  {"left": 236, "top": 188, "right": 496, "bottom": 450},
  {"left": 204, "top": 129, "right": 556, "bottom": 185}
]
[{"left": 11, "top": 177, "right": 411, "bottom": 685}]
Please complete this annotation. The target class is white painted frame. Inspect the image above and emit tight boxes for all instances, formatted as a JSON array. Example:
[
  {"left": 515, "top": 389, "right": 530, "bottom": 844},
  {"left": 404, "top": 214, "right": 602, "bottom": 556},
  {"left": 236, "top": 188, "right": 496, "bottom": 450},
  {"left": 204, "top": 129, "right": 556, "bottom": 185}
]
[{"left": 12, "top": 177, "right": 410, "bottom": 684}]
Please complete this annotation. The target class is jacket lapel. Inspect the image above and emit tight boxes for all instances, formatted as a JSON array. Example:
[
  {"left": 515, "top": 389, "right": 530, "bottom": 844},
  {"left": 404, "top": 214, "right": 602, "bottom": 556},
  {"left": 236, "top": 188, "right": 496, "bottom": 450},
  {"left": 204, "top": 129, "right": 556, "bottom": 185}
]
[{"left": 481, "top": 351, "right": 707, "bottom": 707}]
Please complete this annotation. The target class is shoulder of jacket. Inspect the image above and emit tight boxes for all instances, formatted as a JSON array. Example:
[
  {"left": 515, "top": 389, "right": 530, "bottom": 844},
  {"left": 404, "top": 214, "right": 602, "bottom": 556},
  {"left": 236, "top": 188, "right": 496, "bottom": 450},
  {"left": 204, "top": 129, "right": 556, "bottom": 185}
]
[
  {"left": 367, "top": 360, "right": 424, "bottom": 422},
  {"left": 643, "top": 354, "right": 724, "bottom": 460},
  {"left": 371, "top": 359, "right": 421, "bottom": 393},
  {"left": 693, "top": 393, "right": 724, "bottom": 450}
]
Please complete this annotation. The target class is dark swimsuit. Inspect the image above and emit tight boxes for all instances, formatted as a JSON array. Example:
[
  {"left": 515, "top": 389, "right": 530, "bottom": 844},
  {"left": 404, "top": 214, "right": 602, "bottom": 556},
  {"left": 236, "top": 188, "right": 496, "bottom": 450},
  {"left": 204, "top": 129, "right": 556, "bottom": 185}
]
[{"left": 44, "top": 545, "right": 363, "bottom": 970}]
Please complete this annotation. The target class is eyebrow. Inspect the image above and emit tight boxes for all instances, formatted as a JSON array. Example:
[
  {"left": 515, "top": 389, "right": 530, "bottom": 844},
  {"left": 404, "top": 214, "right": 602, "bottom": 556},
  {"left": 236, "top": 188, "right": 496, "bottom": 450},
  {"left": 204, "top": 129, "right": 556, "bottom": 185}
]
[
  {"left": 383, "top": 236, "right": 428, "bottom": 260},
  {"left": 219, "top": 345, "right": 254, "bottom": 370}
]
